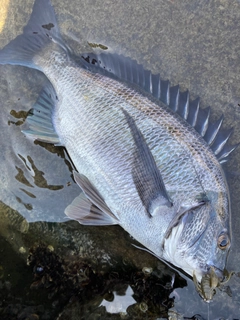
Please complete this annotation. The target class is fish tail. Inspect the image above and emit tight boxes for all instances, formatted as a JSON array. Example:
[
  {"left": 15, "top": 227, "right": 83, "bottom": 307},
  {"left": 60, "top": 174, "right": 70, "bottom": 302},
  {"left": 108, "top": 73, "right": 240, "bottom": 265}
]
[{"left": 0, "top": 0, "right": 68, "bottom": 70}]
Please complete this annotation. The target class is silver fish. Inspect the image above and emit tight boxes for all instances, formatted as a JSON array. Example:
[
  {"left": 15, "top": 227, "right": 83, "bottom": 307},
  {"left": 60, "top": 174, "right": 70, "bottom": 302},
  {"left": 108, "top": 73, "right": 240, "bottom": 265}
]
[{"left": 0, "top": 0, "right": 236, "bottom": 298}]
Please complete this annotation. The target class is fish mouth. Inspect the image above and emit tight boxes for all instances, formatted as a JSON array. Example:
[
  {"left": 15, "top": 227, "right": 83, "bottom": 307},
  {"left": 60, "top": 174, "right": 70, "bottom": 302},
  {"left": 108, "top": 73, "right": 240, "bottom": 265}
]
[
  {"left": 193, "top": 265, "right": 233, "bottom": 302},
  {"left": 205, "top": 264, "right": 234, "bottom": 283},
  {"left": 206, "top": 265, "right": 224, "bottom": 281},
  {"left": 193, "top": 266, "right": 219, "bottom": 301}
]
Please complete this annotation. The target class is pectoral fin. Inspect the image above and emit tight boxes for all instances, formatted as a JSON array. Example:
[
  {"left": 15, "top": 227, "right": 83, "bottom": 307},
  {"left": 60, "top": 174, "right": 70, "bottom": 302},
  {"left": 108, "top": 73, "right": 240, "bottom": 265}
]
[
  {"left": 65, "top": 171, "right": 118, "bottom": 225},
  {"left": 122, "top": 109, "right": 172, "bottom": 217}
]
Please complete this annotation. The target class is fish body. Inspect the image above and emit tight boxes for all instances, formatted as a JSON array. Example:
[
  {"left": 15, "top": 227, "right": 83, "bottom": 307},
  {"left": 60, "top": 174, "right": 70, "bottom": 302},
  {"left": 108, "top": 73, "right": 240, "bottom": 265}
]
[{"left": 0, "top": 0, "right": 235, "bottom": 293}]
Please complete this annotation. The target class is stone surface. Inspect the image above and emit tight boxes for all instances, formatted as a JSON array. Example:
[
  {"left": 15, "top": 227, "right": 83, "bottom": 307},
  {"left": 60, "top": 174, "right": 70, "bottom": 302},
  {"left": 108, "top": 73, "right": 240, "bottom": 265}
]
[{"left": 0, "top": 0, "right": 240, "bottom": 318}]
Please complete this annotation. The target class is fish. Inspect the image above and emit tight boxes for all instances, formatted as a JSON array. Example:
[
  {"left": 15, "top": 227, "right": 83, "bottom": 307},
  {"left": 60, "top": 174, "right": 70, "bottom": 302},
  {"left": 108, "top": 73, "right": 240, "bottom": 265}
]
[{"left": 0, "top": 0, "right": 236, "bottom": 300}]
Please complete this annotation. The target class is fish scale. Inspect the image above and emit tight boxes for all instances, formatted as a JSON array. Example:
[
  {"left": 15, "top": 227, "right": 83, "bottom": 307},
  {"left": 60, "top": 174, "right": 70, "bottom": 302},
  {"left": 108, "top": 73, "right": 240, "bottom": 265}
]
[
  {"left": 0, "top": 0, "right": 234, "bottom": 300},
  {"left": 50, "top": 64, "right": 227, "bottom": 248}
]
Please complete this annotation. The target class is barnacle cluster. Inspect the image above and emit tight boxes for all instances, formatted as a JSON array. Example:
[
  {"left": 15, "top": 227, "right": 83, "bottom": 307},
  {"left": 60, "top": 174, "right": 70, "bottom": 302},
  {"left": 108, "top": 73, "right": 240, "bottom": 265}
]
[
  {"left": 130, "top": 269, "right": 176, "bottom": 316},
  {"left": 1, "top": 242, "right": 185, "bottom": 319},
  {"left": 26, "top": 243, "right": 180, "bottom": 318},
  {"left": 27, "top": 243, "right": 100, "bottom": 301}
]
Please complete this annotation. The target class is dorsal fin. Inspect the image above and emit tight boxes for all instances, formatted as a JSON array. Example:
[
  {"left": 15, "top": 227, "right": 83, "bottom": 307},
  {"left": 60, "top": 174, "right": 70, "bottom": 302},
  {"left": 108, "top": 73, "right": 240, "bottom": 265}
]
[{"left": 81, "top": 52, "right": 238, "bottom": 163}]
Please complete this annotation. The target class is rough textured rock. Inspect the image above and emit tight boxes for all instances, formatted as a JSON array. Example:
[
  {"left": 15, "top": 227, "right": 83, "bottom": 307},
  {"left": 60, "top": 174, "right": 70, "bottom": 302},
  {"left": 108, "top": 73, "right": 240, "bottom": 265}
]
[{"left": 0, "top": 0, "right": 240, "bottom": 318}]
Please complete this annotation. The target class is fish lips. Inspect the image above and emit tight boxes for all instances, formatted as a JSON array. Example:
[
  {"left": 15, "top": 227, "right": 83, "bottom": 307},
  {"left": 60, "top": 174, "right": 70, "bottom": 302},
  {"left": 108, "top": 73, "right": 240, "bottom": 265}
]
[{"left": 206, "top": 265, "right": 224, "bottom": 281}]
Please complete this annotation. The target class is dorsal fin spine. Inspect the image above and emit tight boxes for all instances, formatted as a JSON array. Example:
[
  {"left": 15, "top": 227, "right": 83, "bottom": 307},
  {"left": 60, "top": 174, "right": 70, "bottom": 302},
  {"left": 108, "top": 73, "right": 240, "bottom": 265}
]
[
  {"left": 149, "top": 74, "right": 153, "bottom": 94},
  {"left": 183, "top": 91, "right": 190, "bottom": 120},
  {"left": 200, "top": 106, "right": 211, "bottom": 136},
  {"left": 169, "top": 85, "right": 179, "bottom": 112},
  {"left": 204, "top": 115, "right": 224, "bottom": 145},
  {"left": 152, "top": 74, "right": 161, "bottom": 99},
  {"left": 218, "top": 144, "right": 239, "bottom": 162},
  {"left": 212, "top": 128, "right": 234, "bottom": 155}
]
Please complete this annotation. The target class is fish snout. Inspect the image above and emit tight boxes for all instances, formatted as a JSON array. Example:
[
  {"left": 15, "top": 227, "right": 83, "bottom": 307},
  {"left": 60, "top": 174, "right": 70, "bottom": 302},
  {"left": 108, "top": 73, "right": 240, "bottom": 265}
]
[
  {"left": 209, "top": 266, "right": 224, "bottom": 282},
  {"left": 193, "top": 266, "right": 221, "bottom": 302},
  {"left": 194, "top": 265, "right": 234, "bottom": 302}
]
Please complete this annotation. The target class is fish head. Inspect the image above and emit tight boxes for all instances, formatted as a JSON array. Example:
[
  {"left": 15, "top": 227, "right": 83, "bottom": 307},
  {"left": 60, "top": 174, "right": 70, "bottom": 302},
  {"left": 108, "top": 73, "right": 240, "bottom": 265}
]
[{"left": 163, "top": 199, "right": 231, "bottom": 290}]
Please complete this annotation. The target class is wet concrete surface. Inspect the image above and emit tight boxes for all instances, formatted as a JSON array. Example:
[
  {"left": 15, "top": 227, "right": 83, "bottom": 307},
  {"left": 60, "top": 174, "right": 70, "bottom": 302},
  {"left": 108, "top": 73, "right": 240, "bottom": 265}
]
[{"left": 0, "top": 0, "right": 240, "bottom": 318}]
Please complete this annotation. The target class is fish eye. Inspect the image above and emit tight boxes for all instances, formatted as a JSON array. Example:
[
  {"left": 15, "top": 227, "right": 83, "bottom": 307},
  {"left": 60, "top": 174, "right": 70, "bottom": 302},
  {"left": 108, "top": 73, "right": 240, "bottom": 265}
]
[{"left": 217, "top": 233, "right": 230, "bottom": 250}]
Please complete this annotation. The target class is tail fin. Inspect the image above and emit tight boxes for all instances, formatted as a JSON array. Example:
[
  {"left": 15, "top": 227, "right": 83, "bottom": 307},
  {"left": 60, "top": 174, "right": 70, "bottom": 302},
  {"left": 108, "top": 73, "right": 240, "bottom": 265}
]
[{"left": 0, "top": 0, "right": 67, "bottom": 70}]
